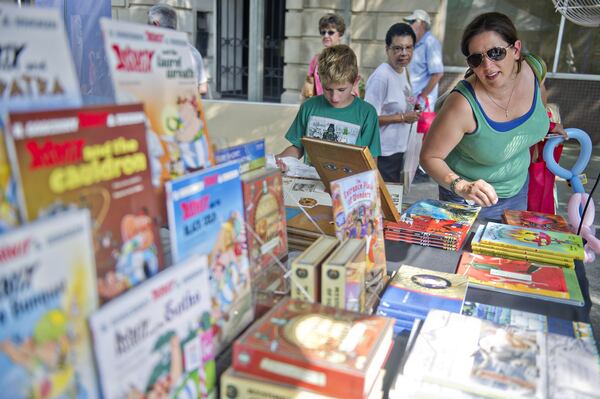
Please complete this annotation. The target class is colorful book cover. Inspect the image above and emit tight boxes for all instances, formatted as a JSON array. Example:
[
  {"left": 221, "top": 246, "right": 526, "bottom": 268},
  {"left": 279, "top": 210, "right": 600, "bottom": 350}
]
[
  {"left": 100, "top": 19, "right": 213, "bottom": 196},
  {"left": 378, "top": 265, "right": 467, "bottom": 315},
  {"left": 404, "top": 199, "right": 480, "bottom": 225},
  {"left": 503, "top": 209, "right": 571, "bottom": 233},
  {"left": 89, "top": 255, "right": 216, "bottom": 399},
  {"left": 0, "top": 209, "right": 99, "bottom": 399},
  {"left": 0, "top": 4, "right": 82, "bottom": 231},
  {"left": 457, "top": 252, "right": 583, "bottom": 306},
  {"left": 215, "top": 139, "right": 266, "bottom": 174},
  {"left": 241, "top": 167, "right": 287, "bottom": 280},
  {"left": 5, "top": 104, "right": 164, "bottom": 303},
  {"left": 481, "top": 221, "right": 585, "bottom": 260},
  {"left": 165, "top": 161, "right": 253, "bottom": 354},
  {"left": 461, "top": 301, "right": 596, "bottom": 347},
  {"left": 232, "top": 297, "right": 394, "bottom": 399},
  {"left": 330, "top": 170, "right": 386, "bottom": 286}
]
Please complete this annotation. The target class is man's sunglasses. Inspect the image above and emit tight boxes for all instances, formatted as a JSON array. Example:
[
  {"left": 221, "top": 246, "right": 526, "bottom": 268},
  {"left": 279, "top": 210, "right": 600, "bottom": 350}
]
[
  {"left": 320, "top": 30, "right": 337, "bottom": 36},
  {"left": 466, "top": 44, "right": 513, "bottom": 68}
]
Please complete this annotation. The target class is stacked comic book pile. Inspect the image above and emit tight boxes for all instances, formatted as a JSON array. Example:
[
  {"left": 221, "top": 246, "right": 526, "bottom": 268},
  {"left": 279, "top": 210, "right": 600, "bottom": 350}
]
[
  {"left": 383, "top": 199, "right": 480, "bottom": 250},
  {"left": 286, "top": 205, "right": 335, "bottom": 251},
  {"left": 376, "top": 265, "right": 468, "bottom": 334},
  {"left": 471, "top": 222, "right": 585, "bottom": 268},
  {"left": 457, "top": 252, "right": 585, "bottom": 306},
  {"left": 222, "top": 297, "right": 394, "bottom": 399},
  {"left": 391, "top": 310, "right": 600, "bottom": 399}
]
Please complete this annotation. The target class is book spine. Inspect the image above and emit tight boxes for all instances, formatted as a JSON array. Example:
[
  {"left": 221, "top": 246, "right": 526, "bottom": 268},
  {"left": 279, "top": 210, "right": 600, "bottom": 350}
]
[
  {"left": 232, "top": 342, "right": 365, "bottom": 399},
  {"left": 291, "top": 263, "right": 320, "bottom": 302},
  {"left": 321, "top": 264, "right": 345, "bottom": 309}
]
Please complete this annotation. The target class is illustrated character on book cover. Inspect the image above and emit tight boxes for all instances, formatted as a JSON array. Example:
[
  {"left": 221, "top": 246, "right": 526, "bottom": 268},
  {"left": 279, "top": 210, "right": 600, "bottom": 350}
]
[{"left": 115, "top": 213, "right": 160, "bottom": 286}]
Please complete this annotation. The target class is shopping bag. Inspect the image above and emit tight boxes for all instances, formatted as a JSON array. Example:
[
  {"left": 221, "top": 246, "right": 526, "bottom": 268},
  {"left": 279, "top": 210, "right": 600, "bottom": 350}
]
[
  {"left": 527, "top": 141, "right": 563, "bottom": 213},
  {"left": 416, "top": 97, "right": 436, "bottom": 136}
]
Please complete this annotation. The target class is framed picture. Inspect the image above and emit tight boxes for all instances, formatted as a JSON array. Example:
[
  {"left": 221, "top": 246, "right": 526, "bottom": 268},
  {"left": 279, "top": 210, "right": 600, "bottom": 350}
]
[{"left": 301, "top": 137, "right": 401, "bottom": 222}]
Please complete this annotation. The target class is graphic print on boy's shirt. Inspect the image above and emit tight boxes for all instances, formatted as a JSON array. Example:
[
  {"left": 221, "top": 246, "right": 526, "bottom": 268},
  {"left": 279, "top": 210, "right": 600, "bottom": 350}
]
[{"left": 306, "top": 115, "right": 360, "bottom": 145}]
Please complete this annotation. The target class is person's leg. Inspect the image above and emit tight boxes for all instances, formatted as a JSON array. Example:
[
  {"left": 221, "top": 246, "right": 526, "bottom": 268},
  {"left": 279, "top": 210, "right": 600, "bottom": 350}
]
[{"left": 377, "top": 152, "right": 404, "bottom": 183}]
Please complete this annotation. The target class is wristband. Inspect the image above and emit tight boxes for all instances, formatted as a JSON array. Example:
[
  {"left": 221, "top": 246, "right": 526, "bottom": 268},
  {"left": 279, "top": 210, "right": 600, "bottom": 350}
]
[
  {"left": 400, "top": 113, "right": 404, "bottom": 122},
  {"left": 450, "top": 177, "right": 464, "bottom": 194}
]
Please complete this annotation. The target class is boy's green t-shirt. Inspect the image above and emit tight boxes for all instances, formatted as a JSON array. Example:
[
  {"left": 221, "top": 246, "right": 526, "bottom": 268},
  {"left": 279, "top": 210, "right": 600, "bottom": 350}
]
[{"left": 285, "top": 95, "right": 381, "bottom": 158}]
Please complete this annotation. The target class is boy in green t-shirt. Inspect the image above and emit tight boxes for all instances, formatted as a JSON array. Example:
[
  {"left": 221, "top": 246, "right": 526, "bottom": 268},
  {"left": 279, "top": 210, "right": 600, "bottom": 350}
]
[{"left": 277, "top": 45, "right": 381, "bottom": 164}]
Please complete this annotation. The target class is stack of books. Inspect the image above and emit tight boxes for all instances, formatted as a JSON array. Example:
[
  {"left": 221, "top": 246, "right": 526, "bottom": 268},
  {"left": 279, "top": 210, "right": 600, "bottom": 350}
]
[
  {"left": 457, "top": 252, "right": 584, "bottom": 306},
  {"left": 376, "top": 265, "right": 468, "bottom": 334},
  {"left": 286, "top": 205, "right": 335, "bottom": 251},
  {"left": 222, "top": 297, "right": 394, "bottom": 399},
  {"left": 471, "top": 222, "right": 585, "bottom": 268},
  {"left": 383, "top": 199, "right": 480, "bottom": 250},
  {"left": 503, "top": 209, "right": 571, "bottom": 232}
]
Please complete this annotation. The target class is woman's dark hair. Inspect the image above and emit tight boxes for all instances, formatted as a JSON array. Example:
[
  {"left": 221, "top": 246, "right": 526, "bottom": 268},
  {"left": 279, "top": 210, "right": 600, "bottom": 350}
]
[
  {"left": 385, "top": 23, "right": 416, "bottom": 47},
  {"left": 461, "top": 12, "right": 523, "bottom": 76},
  {"left": 319, "top": 13, "right": 346, "bottom": 35}
]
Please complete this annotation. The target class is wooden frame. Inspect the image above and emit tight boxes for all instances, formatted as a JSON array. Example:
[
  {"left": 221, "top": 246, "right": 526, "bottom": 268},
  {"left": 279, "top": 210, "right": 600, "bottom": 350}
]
[{"left": 301, "top": 137, "right": 401, "bottom": 223}]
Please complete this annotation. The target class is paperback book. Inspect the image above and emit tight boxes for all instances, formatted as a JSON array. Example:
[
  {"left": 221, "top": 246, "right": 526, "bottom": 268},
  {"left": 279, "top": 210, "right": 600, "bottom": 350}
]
[
  {"left": 457, "top": 252, "right": 584, "bottom": 306},
  {"left": 232, "top": 297, "right": 394, "bottom": 399},
  {"left": 291, "top": 235, "right": 339, "bottom": 303},
  {"left": 215, "top": 139, "right": 266, "bottom": 174},
  {"left": 166, "top": 161, "right": 253, "bottom": 353},
  {"left": 503, "top": 209, "right": 571, "bottom": 233},
  {"left": 89, "top": 255, "right": 216, "bottom": 399},
  {"left": 5, "top": 104, "right": 164, "bottom": 303},
  {"left": 0, "top": 209, "right": 99, "bottom": 399}
]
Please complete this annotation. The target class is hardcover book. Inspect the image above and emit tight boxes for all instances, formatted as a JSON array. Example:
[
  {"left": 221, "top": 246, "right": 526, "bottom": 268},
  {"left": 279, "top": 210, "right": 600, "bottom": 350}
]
[
  {"left": 241, "top": 167, "right": 287, "bottom": 280},
  {"left": 330, "top": 170, "right": 386, "bottom": 287},
  {"left": 5, "top": 104, "right": 164, "bottom": 303},
  {"left": 0, "top": 209, "right": 99, "bottom": 399},
  {"left": 457, "top": 252, "right": 584, "bottom": 306},
  {"left": 0, "top": 4, "right": 82, "bottom": 231},
  {"left": 215, "top": 139, "right": 266, "bottom": 174},
  {"left": 101, "top": 18, "right": 214, "bottom": 204},
  {"left": 232, "top": 297, "right": 394, "bottom": 399},
  {"left": 503, "top": 209, "right": 571, "bottom": 233},
  {"left": 378, "top": 265, "right": 467, "bottom": 315},
  {"left": 321, "top": 238, "right": 367, "bottom": 312},
  {"left": 89, "top": 255, "right": 216, "bottom": 399},
  {"left": 291, "top": 235, "right": 339, "bottom": 303},
  {"left": 165, "top": 161, "right": 253, "bottom": 353}
]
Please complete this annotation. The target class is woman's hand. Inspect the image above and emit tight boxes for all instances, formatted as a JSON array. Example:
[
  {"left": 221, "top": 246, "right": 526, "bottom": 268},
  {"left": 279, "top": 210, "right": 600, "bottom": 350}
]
[
  {"left": 454, "top": 178, "right": 498, "bottom": 207},
  {"left": 402, "top": 110, "right": 421, "bottom": 124},
  {"left": 547, "top": 122, "right": 568, "bottom": 139}
]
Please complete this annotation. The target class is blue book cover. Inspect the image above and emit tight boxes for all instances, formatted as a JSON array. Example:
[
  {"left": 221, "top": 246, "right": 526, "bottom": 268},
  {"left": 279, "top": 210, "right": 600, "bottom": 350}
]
[
  {"left": 378, "top": 265, "right": 467, "bottom": 315},
  {"left": 215, "top": 139, "right": 266, "bottom": 174},
  {"left": 377, "top": 304, "right": 428, "bottom": 320},
  {"left": 166, "top": 161, "right": 253, "bottom": 354}
]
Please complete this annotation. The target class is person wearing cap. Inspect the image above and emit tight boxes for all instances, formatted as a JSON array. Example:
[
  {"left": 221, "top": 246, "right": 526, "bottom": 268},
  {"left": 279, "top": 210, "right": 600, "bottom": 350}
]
[{"left": 403, "top": 9, "right": 444, "bottom": 108}]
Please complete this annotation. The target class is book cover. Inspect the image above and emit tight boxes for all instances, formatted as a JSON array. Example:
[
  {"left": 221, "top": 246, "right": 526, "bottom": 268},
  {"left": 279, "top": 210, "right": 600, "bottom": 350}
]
[
  {"left": 321, "top": 238, "right": 367, "bottom": 312},
  {"left": 215, "top": 139, "right": 266, "bottom": 174},
  {"left": 5, "top": 104, "right": 164, "bottom": 303},
  {"left": 165, "top": 161, "right": 253, "bottom": 353},
  {"left": 503, "top": 209, "right": 571, "bottom": 233},
  {"left": 241, "top": 167, "right": 287, "bottom": 280},
  {"left": 457, "top": 252, "right": 583, "bottom": 306},
  {"left": 89, "top": 255, "right": 216, "bottom": 399},
  {"left": 0, "top": 209, "right": 99, "bottom": 399},
  {"left": 404, "top": 199, "right": 480, "bottom": 225},
  {"left": 330, "top": 170, "right": 386, "bottom": 287},
  {"left": 481, "top": 222, "right": 584, "bottom": 260},
  {"left": 100, "top": 19, "right": 213, "bottom": 197},
  {"left": 378, "top": 265, "right": 467, "bottom": 315},
  {"left": 291, "top": 235, "right": 339, "bottom": 303},
  {"left": 283, "top": 177, "right": 332, "bottom": 208},
  {"left": 0, "top": 4, "right": 82, "bottom": 231},
  {"left": 232, "top": 297, "right": 394, "bottom": 399}
]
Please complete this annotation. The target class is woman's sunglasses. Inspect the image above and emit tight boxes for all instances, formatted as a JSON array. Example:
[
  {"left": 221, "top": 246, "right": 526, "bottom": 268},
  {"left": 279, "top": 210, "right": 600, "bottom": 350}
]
[
  {"left": 320, "top": 30, "right": 337, "bottom": 36},
  {"left": 466, "top": 44, "right": 513, "bottom": 68}
]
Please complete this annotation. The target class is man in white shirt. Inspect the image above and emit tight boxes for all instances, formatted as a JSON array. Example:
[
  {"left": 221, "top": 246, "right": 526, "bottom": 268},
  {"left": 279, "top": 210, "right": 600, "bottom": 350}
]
[{"left": 148, "top": 3, "right": 208, "bottom": 96}]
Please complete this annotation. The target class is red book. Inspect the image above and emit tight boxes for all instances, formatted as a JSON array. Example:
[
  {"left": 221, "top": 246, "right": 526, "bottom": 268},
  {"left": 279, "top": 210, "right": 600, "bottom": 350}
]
[
  {"left": 232, "top": 297, "right": 394, "bottom": 399},
  {"left": 503, "top": 209, "right": 571, "bottom": 233}
]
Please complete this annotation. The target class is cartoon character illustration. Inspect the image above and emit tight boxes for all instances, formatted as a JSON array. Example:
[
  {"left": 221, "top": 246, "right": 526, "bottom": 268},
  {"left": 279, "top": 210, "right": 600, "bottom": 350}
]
[
  {"left": 322, "top": 123, "right": 337, "bottom": 142},
  {"left": 145, "top": 122, "right": 165, "bottom": 187},
  {"left": 168, "top": 96, "right": 210, "bottom": 172},
  {"left": 507, "top": 228, "right": 552, "bottom": 247},
  {"left": 115, "top": 213, "right": 159, "bottom": 287}
]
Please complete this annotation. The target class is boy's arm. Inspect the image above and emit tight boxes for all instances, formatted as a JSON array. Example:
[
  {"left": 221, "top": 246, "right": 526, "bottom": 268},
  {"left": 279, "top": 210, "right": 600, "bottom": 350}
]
[
  {"left": 276, "top": 145, "right": 303, "bottom": 159},
  {"left": 362, "top": 106, "right": 382, "bottom": 158}
]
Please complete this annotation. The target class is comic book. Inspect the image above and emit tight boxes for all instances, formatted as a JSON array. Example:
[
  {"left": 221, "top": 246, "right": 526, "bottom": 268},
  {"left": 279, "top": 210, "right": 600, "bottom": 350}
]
[
  {"left": 232, "top": 297, "right": 394, "bottom": 399},
  {"left": 480, "top": 222, "right": 584, "bottom": 261},
  {"left": 503, "top": 210, "right": 571, "bottom": 233},
  {"left": 330, "top": 170, "right": 386, "bottom": 287},
  {"left": 165, "top": 161, "right": 253, "bottom": 354},
  {"left": 241, "top": 167, "right": 287, "bottom": 280},
  {"left": 0, "top": 4, "right": 82, "bottom": 231},
  {"left": 457, "top": 252, "right": 583, "bottom": 306},
  {"left": 100, "top": 18, "right": 213, "bottom": 211},
  {"left": 215, "top": 139, "right": 266, "bottom": 174},
  {"left": 0, "top": 209, "right": 99, "bottom": 399},
  {"left": 5, "top": 104, "right": 164, "bottom": 303},
  {"left": 89, "top": 255, "right": 216, "bottom": 399}
]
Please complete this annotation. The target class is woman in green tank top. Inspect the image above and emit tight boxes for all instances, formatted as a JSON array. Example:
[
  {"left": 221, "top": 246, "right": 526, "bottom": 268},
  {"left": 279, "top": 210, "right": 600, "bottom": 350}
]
[{"left": 420, "top": 12, "right": 565, "bottom": 221}]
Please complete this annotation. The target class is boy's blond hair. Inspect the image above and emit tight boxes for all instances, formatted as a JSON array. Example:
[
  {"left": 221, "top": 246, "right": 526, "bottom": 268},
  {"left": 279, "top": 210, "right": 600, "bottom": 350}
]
[{"left": 318, "top": 45, "right": 358, "bottom": 86}]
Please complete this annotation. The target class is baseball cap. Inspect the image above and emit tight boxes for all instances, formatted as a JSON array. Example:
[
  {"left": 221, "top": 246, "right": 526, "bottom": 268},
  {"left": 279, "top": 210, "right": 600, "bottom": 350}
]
[{"left": 403, "top": 9, "right": 432, "bottom": 25}]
